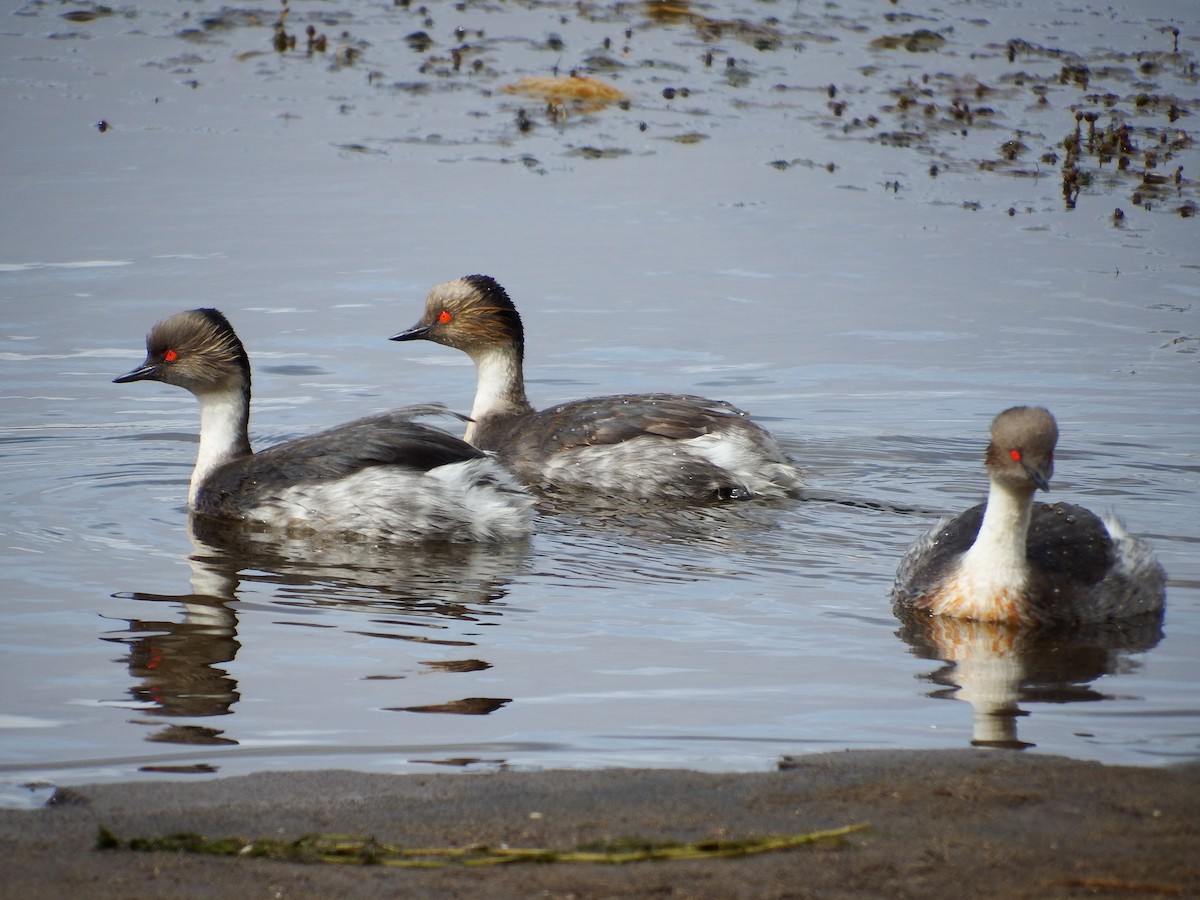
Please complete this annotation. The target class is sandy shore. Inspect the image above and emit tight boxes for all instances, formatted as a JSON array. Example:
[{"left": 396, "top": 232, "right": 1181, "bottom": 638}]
[{"left": 2, "top": 749, "right": 1197, "bottom": 898}]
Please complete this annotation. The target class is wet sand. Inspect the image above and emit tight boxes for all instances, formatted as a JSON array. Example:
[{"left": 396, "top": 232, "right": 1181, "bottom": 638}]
[{"left": 4, "top": 750, "right": 1197, "bottom": 898}]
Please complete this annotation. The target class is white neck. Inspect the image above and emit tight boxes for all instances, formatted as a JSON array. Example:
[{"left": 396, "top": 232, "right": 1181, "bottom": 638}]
[
  {"left": 960, "top": 476, "right": 1034, "bottom": 587},
  {"left": 190, "top": 388, "right": 251, "bottom": 506},
  {"left": 465, "top": 346, "right": 528, "bottom": 443}
]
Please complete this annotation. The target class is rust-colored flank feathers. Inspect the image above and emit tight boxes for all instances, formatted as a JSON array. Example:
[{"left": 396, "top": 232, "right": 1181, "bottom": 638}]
[{"left": 893, "top": 406, "right": 1165, "bottom": 626}]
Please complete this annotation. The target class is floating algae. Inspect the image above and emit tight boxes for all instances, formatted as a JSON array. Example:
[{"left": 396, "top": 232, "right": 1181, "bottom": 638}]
[{"left": 501, "top": 75, "right": 627, "bottom": 112}]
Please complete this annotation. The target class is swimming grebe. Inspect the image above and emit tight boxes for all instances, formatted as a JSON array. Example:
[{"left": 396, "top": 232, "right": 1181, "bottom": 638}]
[
  {"left": 389, "top": 275, "right": 802, "bottom": 502},
  {"left": 892, "top": 406, "right": 1165, "bottom": 625},
  {"left": 114, "top": 308, "right": 533, "bottom": 542}
]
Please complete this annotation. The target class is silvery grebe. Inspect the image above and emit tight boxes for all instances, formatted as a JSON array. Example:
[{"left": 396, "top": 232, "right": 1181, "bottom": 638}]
[
  {"left": 114, "top": 308, "right": 533, "bottom": 542},
  {"left": 893, "top": 406, "right": 1165, "bottom": 625},
  {"left": 389, "top": 275, "right": 802, "bottom": 502}
]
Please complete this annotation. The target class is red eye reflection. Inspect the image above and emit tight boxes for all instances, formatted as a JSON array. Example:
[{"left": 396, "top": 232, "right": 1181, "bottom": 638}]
[{"left": 1009, "top": 448, "right": 1022, "bottom": 462}]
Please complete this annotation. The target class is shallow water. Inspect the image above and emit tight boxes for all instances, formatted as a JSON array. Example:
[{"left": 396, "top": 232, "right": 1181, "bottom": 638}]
[{"left": 1, "top": 0, "right": 1198, "bottom": 806}]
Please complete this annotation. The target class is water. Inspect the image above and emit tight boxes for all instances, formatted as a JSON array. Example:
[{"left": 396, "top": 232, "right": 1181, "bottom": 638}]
[{"left": 2, "top": 0, "right": 1198, "bottom": 806}]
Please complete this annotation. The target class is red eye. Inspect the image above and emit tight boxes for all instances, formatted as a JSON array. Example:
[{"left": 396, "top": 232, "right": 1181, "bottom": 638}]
[
  {"left": 1009, "top": 448, "right": 1022, "bottom": 462},
  {"left": 437, "top": 310, "right": 452, "bottom": 324},
  {"left": 163, "top": 348, "right": 178, "bottom": 362}
]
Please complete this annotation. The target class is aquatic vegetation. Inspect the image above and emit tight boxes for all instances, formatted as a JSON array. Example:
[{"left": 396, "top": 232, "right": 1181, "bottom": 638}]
[
  {"left": 97, "top": 822, "right": 869, "bottom": 867},
  {"left": 92, "top": 0, "right": 1193, "bottom": 213},
  {"left": 501, "top": 75, "right": 627, "bottom": 113},
  {"left": 870, "top": 30, "right": 947, "bottom": 53}
]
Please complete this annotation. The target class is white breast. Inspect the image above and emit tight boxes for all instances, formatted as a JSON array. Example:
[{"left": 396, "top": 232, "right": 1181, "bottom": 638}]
[{"left": 245, "top": 457, "right": 532, "bottom": 543}]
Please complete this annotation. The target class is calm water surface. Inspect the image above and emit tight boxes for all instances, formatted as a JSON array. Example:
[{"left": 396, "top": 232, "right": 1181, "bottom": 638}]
[{"left": 1, "top": 0, "right": 1198, "bottom": 806}]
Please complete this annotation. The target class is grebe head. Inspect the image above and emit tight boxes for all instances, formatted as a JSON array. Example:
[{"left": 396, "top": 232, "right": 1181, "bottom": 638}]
[
  {"left": 113, "top": 308, "right": 249, "bottom": 396},
  {"left": 391, "top": 275, "right": 524, "bottom": 363},
  {"left": 984, "top": 405, "right": 1057, "bottom": 494}
]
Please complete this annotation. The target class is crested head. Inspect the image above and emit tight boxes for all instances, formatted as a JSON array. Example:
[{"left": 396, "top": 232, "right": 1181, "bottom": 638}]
[
  {"left": 983, "top": 405, "right": 1058, "bottom": 493},
  {"left": 115, "top": 308, "right": 250, "bottom": 395},
  {"left": 392, "top": 274, "right": 525, "bottom": 362}
]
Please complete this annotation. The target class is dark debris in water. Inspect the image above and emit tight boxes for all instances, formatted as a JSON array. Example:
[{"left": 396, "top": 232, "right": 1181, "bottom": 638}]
[
  {"left": 405, "top": 30, "right": 434, "bottom": 52},
  {"left": 566, "top": 145, "right": 632, "bottom": 159},
  {"left": 845, "top": 26, "right": 1200, "bottom": 215},
  {"left": 387, "top": 697, "right": 511, "bottom": 715},
  {"left": 1057, "top": 108, "right": 1195, "bottom": 213},
  {"left": 61, "top": 6, "right": 121, "bottom": 24},
  {"left": 420, "top": 658, "right": 492, "bottom": 672},
  {"left": 335, "top": 142, "right": 385, "bottom": 155},
  {"left": 45, "top": 0, "right": 1197, "bottom": 216},
  {"left": 769, "top": 158, "right": 837, "bottom": 173},
  {"left": 869, "top": 29, "right": 947, "bottom": 53},
  {"left": 664, "top": 131, "right": 708, "bottom": 144}
]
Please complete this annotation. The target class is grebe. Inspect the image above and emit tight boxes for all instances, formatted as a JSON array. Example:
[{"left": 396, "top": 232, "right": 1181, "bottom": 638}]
[
  {"left": 389, "top": 275, "right": 802, "bottom": 502},
  {"left": 893, "top": 406, "right": 1165, "bottom": 625},
  {"left": 114, "top": 308, "right": 533, "bottom": 543}
]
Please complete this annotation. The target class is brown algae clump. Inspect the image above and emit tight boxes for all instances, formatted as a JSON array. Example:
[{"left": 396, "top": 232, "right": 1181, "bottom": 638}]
[{"left": 501, "top": 75, "right": 627, "bottom": 112}]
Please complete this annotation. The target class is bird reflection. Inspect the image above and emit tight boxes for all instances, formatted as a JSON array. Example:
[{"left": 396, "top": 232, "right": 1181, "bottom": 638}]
[
  {"left": 105, "top": 515, "right": 531, "bottom": 748},
  {"left": 186, "top": 513, "right": 531, "bottom": 617},
  {"left": 893, "top": 608, "right": 1164, "bottom": 749},
  {"left": 104, "top": 545, "right": 241, "bottom": 744},
  {"left": 108, "top": 592, "right": 240, "bottom": 724}
]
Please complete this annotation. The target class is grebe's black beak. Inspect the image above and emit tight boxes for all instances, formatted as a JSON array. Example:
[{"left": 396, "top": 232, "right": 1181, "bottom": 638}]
[
  {"left": 390, "top": 323, "right": 431, "bottom": 342},
  {"left": 113, "top": 360, "right": 159, "bottom": 384},
  {"left": 1021, "top": 461, "right": 1052, "bottom": 492}
]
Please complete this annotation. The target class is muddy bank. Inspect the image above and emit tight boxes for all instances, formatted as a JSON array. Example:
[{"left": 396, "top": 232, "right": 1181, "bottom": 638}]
[{"left": 3, "top": 750, "right": 1198, "bottom": 898}]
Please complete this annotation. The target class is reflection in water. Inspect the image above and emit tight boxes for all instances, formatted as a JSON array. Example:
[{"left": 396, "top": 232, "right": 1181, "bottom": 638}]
[
  {"left": 186, "top": 513, "right": 532, "bottom": 612},
  {"left": 536, "top": 490, "right": 798, "bottom": 543},
  {"left": 105, "top": 563, "right": 241, "bottom": 744},
  {"left": 894, "top": 609, "right": 1164, "bottom": 749},
  {"left": 534, "top": 491, "right": 809, "bottom": 586},
  {"left": 105, "top": 516, "right": 531, "bottom": 749},
  {"left": 389, "top": 697, "right": 512, "bottom": 715}
]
